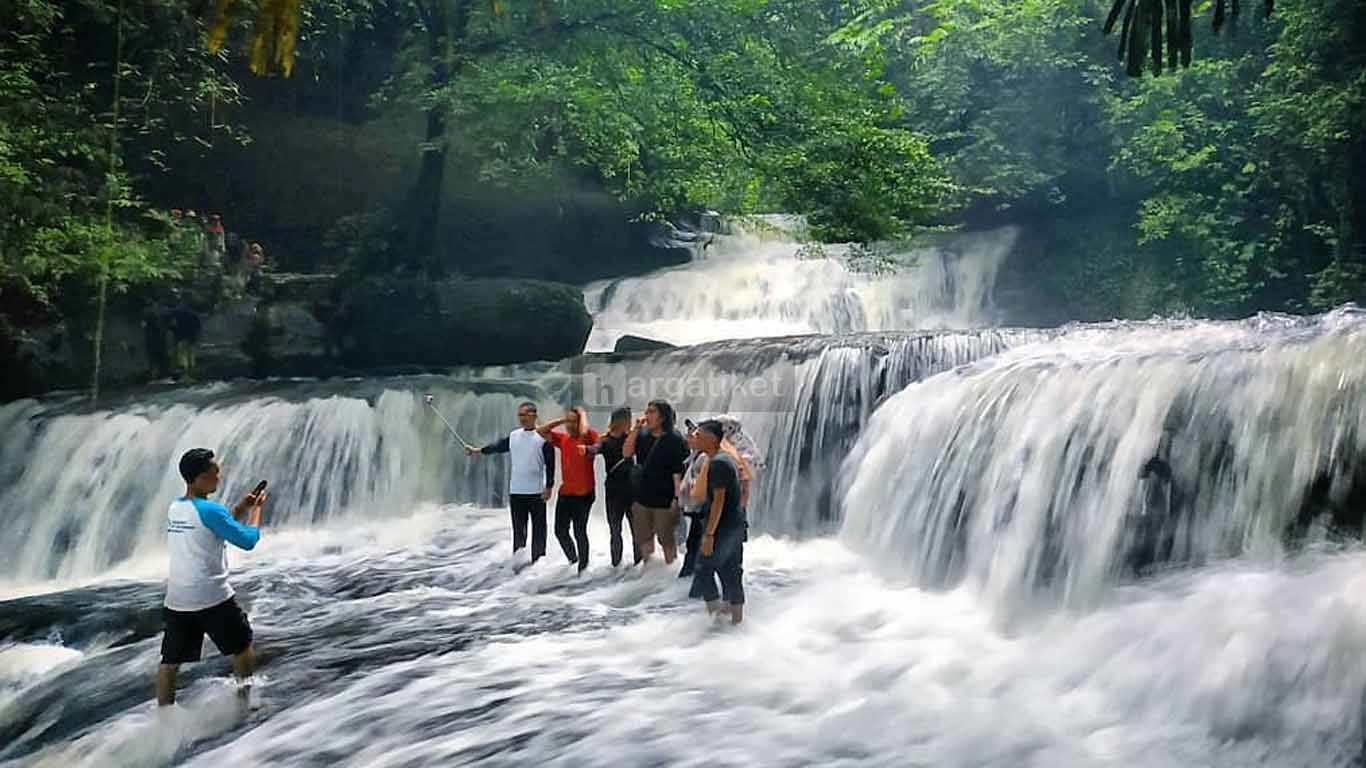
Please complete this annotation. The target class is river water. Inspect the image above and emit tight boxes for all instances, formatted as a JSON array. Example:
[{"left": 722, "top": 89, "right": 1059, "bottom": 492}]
[{"left": 2, "top": 228, "right": 1366, "bottom": 766}]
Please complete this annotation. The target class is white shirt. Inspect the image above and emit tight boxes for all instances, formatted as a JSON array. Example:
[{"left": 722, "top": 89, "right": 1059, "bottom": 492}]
[
  {"left": 165, "top": 496, "right": 260, "bottom": 611},
  {"left": 508, "top": 429, "right": 550, "bottom": 495}
]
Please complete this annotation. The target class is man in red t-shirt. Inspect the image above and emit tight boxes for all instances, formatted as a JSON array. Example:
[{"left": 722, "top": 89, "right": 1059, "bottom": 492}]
[{"left": 538, "top": 407, "right": 600, "bottom": 572}]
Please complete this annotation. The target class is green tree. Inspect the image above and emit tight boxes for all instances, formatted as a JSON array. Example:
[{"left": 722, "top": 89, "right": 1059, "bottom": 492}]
[{"left": 0, "top": 0, "right": 242, "bottom": 398}]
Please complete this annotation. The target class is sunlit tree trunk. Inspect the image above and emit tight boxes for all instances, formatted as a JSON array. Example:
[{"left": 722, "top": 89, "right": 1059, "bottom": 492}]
[{"left": 91, "top": 0, "right": 125, "bottom": 405}]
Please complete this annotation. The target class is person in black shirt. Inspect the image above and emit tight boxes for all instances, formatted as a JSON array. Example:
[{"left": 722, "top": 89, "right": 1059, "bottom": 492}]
[
  {"left": 623, "top": 400, "right": 688, "bottom": 565},
  {"left": 587, "top": 407, "right": 638, "bottom": 567},
  {"left": 688, "top": 419, "right": 747, "bottom": 624},
  {"left": 168, "top": 300, "right": 202, "bottom": 381}
]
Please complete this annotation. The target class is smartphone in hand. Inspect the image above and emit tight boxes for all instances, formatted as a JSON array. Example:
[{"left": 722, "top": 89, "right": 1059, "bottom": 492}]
[{"left": 252, "top": 480, "right": 268, "bottom": 497}]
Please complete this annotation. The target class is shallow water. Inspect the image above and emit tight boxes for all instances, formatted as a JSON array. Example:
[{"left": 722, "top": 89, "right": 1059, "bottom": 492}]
[{"left": 3, "top": 503, "right": 1364, "bottom": 767}]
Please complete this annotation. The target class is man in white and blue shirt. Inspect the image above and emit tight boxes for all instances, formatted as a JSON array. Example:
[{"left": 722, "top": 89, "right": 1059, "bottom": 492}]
[{"left": 156, "top": 448, "right": 265, "bottom": 706}]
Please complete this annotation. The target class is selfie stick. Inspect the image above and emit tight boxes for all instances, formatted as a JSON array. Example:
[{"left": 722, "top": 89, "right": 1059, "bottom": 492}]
[{"left": 424, "top": 394, "right": 474, "bottom": 450}]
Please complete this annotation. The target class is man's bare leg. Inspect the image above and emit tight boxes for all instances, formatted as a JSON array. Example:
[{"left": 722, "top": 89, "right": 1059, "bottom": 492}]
[
  {"left": 729, "top": 604, "right": 744, "bottom": 625},
  {"left": 662, "top": 543, "right": 677, "bottom": 565},
  {"left": 157, "top": 664, "right": 179, "bottom": 706},
  {"left": 705, "top": 600, "right": 724, "bottom": 617},
  {"left": 231, "top": 645, "right": 256, "bottom": 707}
]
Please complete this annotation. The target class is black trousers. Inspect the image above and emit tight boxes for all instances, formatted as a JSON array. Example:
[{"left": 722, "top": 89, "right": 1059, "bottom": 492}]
[
  {"left": 678, "top": 513, "right": 704, "bottom": 578},
  {"left": 688, "top": 525, "right": 745, "bottom": 605},
  {"left": 555, "top": 493, "right": 594, "bottom": 572},
  {"left": 509, "top": 494, "right": 547, "bottom": 562},
  {"left": 606, "top": 493, "right": 639, "bottom": 567}
]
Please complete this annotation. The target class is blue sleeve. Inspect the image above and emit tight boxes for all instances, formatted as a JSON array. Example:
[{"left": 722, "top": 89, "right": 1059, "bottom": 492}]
[
  {"left": 481, "top": 436, "right": 511, "bottom": 455},
  {"left": 194, "top": 499, "right": 261, "bottom": 551},
  {"left": 543, "top": 441, "right": 556, "bottom": 487}
]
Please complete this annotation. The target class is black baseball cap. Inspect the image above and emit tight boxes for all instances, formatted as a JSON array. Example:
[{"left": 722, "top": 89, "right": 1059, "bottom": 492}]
[{"left": 179, "top": 448, "right": 215, "bottom": 483}]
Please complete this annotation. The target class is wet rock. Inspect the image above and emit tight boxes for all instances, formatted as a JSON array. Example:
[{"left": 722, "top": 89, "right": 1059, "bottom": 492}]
[{"left": 613, "top": 335, "right": 676, "bottom": 354}]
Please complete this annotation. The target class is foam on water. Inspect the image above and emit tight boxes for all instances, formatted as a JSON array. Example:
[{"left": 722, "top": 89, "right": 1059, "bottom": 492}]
[{"left": 8, "top": 508, "right": 1364, "bottom": 767}]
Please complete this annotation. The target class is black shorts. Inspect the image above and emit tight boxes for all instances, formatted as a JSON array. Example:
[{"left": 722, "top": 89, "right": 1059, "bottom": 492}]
[{"left": 160, "top": 597, "right": 253, "bottom": 664}]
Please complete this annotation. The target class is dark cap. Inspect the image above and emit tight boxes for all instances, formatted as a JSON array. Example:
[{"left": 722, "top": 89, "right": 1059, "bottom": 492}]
[
  {"left": 179, "top": 448, "right": 215, "bottom": 483},
  {"left": 696, "top": 420, "right": 724, "bottom": 441}
]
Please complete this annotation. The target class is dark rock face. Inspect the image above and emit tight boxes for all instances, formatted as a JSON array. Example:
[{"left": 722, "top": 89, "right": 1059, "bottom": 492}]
[
  {"left": 0, "top": 273, "right": 593, "bottom": 401},
  {"left": 333, "top": 276, "right": 592, "bottom": 368},
  {"left": 612, "top": 335, "right": 676, "bottom": 354}
]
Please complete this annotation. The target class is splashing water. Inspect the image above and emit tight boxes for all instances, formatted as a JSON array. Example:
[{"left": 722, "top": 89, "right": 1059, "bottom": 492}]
[{"left": 841, "top": 307, "right": 1366, "bottom": 614}]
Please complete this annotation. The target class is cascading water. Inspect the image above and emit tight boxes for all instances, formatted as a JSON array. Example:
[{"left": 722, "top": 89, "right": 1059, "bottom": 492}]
[
  {"left": 841, "top": 308, "right": 1366, "bottom": 614},
  {"left": 5, "top": 308, "right": 1366, "bottom": 767},
  {"left": 583, "top": 219, "right": 1017, "bottom": 351},
  {"left": 0, "top": 330, "right": 1025, "bottom": 587}
]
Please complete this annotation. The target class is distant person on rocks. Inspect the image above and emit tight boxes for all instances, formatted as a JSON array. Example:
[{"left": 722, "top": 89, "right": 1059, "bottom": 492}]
[
  {"left": 586, "top": 407, "right": 638, "bottom": 567},
  {"left": 688, "top": 420, "right": 747, "bottom": 624},
  {"left": 206, "top": 214, "right": 226, "bottom": 268},
  {"left": 158, "top": 448, "right": 266, "bottom": 707},
  {"left": 141, "top": 302, "right": 170, "bottom": 380},
  {"left": 167, "top": 300, "right": 202, "bottom": 381},
  {"left": 623, "top": 399, "right": 688, "bottom": 565},
  {"left": 244, "top": 242, "right": 266, "bottom": 295},
  {"left": 538, "top": 406, "right": 600, "bottom": 573},
  {"left": 467, "top": 402, "right": 555, "bottom": 563}
]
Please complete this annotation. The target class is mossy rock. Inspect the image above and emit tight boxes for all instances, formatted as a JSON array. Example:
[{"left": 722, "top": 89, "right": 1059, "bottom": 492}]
[{"left": 334, "top": 277, "right": 592, "bottom": 368}]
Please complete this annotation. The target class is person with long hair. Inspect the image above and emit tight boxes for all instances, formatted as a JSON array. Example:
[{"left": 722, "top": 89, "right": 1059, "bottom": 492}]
[{"left": 623, "top": 400, "right": 688, "bottom": 564}]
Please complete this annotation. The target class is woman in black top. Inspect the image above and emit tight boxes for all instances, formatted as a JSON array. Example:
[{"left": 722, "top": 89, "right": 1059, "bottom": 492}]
[{"left": 589, "top": 407, "right": 638, "bottom": 566}]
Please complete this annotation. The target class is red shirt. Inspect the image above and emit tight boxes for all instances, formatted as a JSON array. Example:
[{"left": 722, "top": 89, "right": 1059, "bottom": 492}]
[{"left": 549, "top": 429, "right": 599, "bottom": 497}]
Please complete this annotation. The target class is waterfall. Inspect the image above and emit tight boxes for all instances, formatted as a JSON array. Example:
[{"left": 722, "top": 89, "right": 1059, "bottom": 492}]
[
  {"left": 839, "top": 307, "right": 1366, "bottom": 613},
  {"left": 0, "top": 330, "right": 1030, "bottom": 585},
  {"left": 583, "top": 220, "right": 1017, "bottom": 351}
]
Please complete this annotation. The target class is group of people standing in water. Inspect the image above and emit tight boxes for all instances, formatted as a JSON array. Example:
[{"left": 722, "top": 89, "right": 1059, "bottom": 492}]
[
  {"left": 466, "top": 398, "right": 756, "bottom": 625},
  {"left": 154, "top": 397, "right": 755, "bottom": 706}
]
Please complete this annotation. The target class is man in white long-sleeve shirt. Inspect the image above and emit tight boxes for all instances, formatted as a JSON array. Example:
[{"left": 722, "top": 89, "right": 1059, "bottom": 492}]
[
  {"left": 156, "top": 448, "right": 266, "bottom": 706},
  {"left": 467, "top": 401, "right": 556, "bottom": 562}
]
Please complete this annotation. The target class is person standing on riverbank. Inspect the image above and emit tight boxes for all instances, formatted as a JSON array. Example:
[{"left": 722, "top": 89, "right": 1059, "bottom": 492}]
[
  {"left": 467, "top": 402, "right": 555, "bottom": 563},
  {"left": 538, "top": 406, "right": 599, "bottom": 573},
  {"left": 167, "top": 300, "right": 201, "bottom": 381},
  {"left": 624, "top": 400, "right": 688, "bottom": 565},
  {"left": 158, "top": 449, "right": 266, "bottom": 706}
]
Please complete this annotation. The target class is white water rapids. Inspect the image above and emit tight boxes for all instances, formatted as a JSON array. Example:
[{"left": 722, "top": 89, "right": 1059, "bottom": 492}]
[
  {"left": 3, "top": 255, "right": 1366, "bottom": 766},
  {"left": 584, "top": 219, "right": 1015, "bottom": 351}
]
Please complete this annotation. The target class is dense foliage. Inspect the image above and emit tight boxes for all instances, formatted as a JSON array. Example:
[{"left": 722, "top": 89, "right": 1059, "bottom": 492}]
[
  {"left": 840, "top": 0, "right": 1365, "bottom": 318},
  {"left": 0, "top": 0, "right": 238, "bottom": 316}
]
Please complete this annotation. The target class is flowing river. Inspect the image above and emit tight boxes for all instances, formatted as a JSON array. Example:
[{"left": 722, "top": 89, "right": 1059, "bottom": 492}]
[{"left": 2, "top": 225, "right": 1365, "bottom": 766}]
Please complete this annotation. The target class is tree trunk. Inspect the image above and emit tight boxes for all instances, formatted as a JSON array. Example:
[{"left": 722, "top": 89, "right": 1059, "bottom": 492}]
[
  {"left": 92, "top": 0, "right": 125, "bottom": 405},
  {"left": 405, "top": 0, "right": 472, "bottom": 277}
]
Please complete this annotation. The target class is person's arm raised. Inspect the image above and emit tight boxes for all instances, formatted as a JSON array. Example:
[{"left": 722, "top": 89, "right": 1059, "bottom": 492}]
[
  {"left": 622, "top": 417, "right": 645, "bottom": 458},
  {"left": 197, "top": 500, "right": 261, "bottom": 551},
  {"left": 536, "top": 417, "right": 567, "bottom": 440}
]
